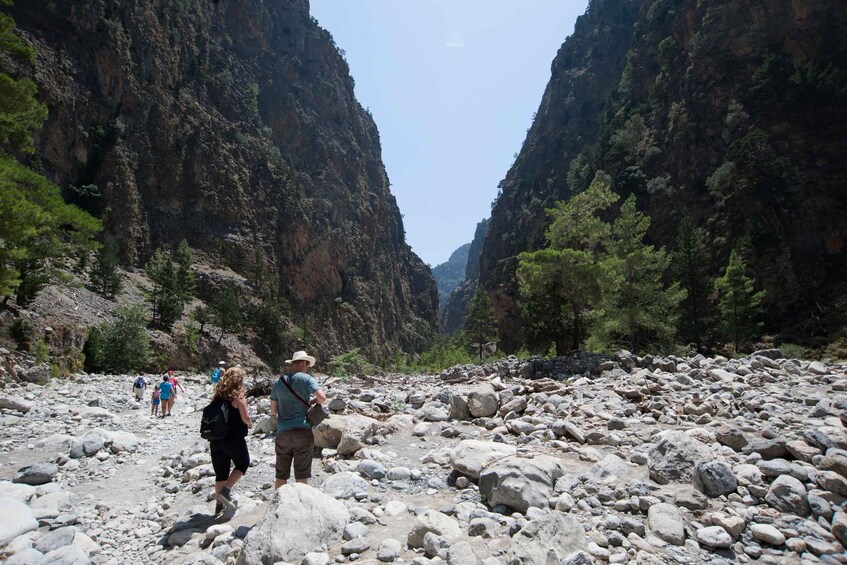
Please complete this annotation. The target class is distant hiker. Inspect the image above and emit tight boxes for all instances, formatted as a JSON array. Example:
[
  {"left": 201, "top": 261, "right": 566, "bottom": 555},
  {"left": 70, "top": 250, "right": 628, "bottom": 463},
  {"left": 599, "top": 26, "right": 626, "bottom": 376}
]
[
  {"left": 132, "top": 374, "right": 147, "bottom": 401},
  {"left": 209, "top": 367, "right": 253, "bottom": 514},
  {"left": 271, "top": 350, "right": 326, "bottom": 487},
  {"left": 210, "top": 361, "right": 226, "bottom": 385},
  {"left": 151, "top": 384, "right": 161, "bottom": 417},
  {"left": 166, "top": 370, "right": 186, "bottom": 412},
  {"left": 159, "top": 375, "right": 174, "bottom": 417}
]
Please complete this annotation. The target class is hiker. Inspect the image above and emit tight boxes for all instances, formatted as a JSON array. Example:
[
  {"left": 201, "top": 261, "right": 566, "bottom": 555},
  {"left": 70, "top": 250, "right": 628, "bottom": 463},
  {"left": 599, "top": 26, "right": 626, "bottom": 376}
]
[
  {"left": 210, "top": 361, "right": 225, "bottom": 385},
  {"left": 151, "top": 384, "right": 161, "bottom": 417},
  {"left": 209, "top": 367, "right": 253, "bottom": 513},
  {"left": 132, "top": 373, "right": 147, "bottom": 401},
  {"left": 271, "top": 350, "right": 326, "bottom": 487},
  {"left": 166, "top": 370, "right": 186, "bottom": 413},
  {"left": 159, "top": 375, "right": 173, "bottom": 417}
]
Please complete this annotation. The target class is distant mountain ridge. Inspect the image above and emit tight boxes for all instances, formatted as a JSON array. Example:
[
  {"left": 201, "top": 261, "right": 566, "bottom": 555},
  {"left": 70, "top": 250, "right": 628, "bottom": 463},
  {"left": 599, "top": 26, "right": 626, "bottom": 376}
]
[{"left": 431, "top": 244, "right": 470, "bottom": 315}]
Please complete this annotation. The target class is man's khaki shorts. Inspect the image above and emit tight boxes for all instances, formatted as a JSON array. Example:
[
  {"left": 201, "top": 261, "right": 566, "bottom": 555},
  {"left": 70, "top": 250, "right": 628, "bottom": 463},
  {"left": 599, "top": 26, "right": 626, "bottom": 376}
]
[{"left": 275, "top": 428, "right": 314, "bottom": 480}]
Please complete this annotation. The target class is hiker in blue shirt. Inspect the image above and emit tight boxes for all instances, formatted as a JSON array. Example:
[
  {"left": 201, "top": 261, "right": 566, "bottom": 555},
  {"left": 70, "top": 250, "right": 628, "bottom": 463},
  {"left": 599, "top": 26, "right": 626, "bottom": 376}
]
[
  {"left": 159, "top": 375, "right": 174, "bottom": 417},
  {"left": 270, "top": 351, "right": 326, "bottom": 487},
  {"left": 210, "top": 361, "right": 225, "bottom": 385}
]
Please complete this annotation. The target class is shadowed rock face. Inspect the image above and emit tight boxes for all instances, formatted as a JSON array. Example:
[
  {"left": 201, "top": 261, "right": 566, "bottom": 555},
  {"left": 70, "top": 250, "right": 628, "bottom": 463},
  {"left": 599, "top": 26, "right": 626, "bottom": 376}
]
[
  {"left": 9, "top": 0, "right": 438, "bottom": 358},
  {"left": 479, "top": 0, "right": 847, "bottom": 351}
]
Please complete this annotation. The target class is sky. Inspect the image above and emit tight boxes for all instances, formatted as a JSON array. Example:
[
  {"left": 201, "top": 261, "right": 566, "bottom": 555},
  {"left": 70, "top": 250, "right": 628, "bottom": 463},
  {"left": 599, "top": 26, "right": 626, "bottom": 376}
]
[{"left": 308, "top": 1, "right": 589, "bottom": 267}]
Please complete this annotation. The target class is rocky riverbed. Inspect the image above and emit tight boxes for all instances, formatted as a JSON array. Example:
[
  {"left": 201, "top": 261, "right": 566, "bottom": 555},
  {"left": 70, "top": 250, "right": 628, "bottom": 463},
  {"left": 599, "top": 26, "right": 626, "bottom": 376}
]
[{"left": 1, "top": 349, "right": 846, "bottom": 564}]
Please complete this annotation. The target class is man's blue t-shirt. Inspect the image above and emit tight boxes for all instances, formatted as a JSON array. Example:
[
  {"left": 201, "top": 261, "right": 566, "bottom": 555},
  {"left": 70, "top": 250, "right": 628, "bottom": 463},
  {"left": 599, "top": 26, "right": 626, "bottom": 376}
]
[
  {"left": 159, "top": 381, "right": 173, "bottom": 400},
  {"left": 270, "top": 372, "right": 319, "bottom": 432}
]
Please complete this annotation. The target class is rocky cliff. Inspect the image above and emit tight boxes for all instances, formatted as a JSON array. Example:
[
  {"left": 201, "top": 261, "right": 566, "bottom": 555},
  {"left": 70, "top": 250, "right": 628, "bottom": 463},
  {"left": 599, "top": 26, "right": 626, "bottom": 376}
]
[
  {"left": 7, "top": 0, "right": 439, "bottom": 359},
  {"left": 431, "top": 243, "right": 469, "bottom": 316},
  {"left": 479, "top": 0, "right": 847, "bottom": 351},
  {"left": 442, "top": 218, "right": 488, "bottom": 335}
]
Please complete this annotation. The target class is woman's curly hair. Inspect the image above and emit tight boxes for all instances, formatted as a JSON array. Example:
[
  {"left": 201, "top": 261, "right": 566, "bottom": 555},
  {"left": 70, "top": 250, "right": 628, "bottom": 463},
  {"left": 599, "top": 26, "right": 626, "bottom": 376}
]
[{"left": 214, "top": 367, "right": 246, "bottom": 402}]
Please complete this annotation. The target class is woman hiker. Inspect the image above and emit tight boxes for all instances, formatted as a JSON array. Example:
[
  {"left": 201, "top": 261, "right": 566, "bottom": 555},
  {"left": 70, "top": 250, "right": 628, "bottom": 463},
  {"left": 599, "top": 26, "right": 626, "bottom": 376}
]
[{"left": 209, "top": 367, "right": 253, "bottom": 513}]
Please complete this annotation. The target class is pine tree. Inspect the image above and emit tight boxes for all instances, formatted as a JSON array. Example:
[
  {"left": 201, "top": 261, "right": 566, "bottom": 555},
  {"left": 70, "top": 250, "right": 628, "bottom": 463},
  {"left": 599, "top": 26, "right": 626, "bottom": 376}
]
[
  {"left": 464, "top": 286, "right": 498, "bottom": 361},
  {"left": 590, "top": 195, "right": 686, "bottom": 352},
  {"left": 145, "top": 249, "right": 182, "bottom": 329},
  {"left": 674, "top": 211, "right": 712, "bottom": 350},
  {"left": 518, "top": 177, "right": 618, "bottom": 353},
  {"left": 714, "top": 249, "right": 764, "bottom": 352},
  {"left": 190, "top": 304, "right": 210, "bottom": 334},
  {"left": 212, "top": 282, "right": 242, "bottom": 344},
  {"left": 90, "top": 238, "right": 122, "bottom": 298},
  {"left": 84, "top": 304, "right": 151, "bottom": 373},
  {"left": 174, "top": 239, "right": 196, "bottom": 304},
  {"left": 0, "top": 6, "right": 99, "bottom": 303}
]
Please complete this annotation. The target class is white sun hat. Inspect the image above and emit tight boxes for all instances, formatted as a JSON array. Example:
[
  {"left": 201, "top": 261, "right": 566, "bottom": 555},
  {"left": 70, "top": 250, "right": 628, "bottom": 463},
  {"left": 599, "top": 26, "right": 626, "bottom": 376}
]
[{"left": 285, "top": 351, "right": 316, "bottom": 367}]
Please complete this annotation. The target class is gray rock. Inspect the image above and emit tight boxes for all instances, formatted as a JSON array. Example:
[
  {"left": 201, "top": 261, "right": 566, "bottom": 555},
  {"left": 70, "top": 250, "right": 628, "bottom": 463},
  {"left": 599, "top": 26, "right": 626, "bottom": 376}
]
[
  {"left": 647, "top": 503, "right": 685, "bottom": 546},
  {"left": 715, "top": 426, "right": 747, "bottom": 451},
  {"left": 376, "top": 538, "right": 402, "bottom": 562},
  {"left": 38, "top": 544, "right": 91, "bottom": 564},
  {"left": 588, "top": 454, "right": 632, "bottom": 482},
  {"left": 450, "top": 440, "right": 516, "bottom": 480},
  {"left": 750, "top": 523, "right": 785, "bottom": 546},
  {"left": 764, "top": 475, "right": 810, "bottom": 516},
  {"left": 479, "top": 455, "right": 568, "bottom": 513},
  {"left": 814, "top": 470, "right": 847, "bottom": 495},
  {"left": 467, "top": 385, "right": 499, "bottom": 418},
  {"left": 421, "top": 401, "right": 449, "bottom": 422},
  {"left": 5, "top": 549, "right": 44, "bottom": 565},
  {"left": 448, "top": 395, "right": 471, "bottom": 421},
  {"left": 506, "top": 512, "right": 587, "bottom": 565},
  {"left": 236, "top": 484, "right": 349, "bottom": 565},
  {"left": 0, "top": 396, "right": 32, "bottom": 413},
  {"left": 694, "top": 461, "right": 737, "bottom": 497},
  {"left": 744, "top": 438, "right": 790, "bottom": 460},
  {"left": 12, "top": 462, "right": 58, "bottom": 486},
  {"left": 356, "top": 459, "right": 387, "bottom": 480},
  {"left": 321, "top": 472, "right": 369, "bottom": 499},
  {"left": 819, "top": 450, "right": 847, "bottom": 478},
  {"left": 647, "top": 431, "right": 712, "bottom": 485},
  {"left": 341, "top": 536, "right": 371, "bottom": 555},
  {"left": 696, "top": 525, "right": 733, "bottom": 548},
  {"left": 407, "top": 510, "right": 461, "bottom": 549},
  {"left": 832, "top": 512, "right": 847, "bottom": 548},
  {"left": 34, "top": 526, "right": 76, "bottom": 554},
  {"left": 423, "top": 532, "right": 450, "bottom": 557},
  {"left": 343, "top": 521, "right": 369, "bottom": 540},
  {"left": 0, "top": 498, "right": 38, "bottom": 545},
  {"left": 447, "top": 541, "right": 478, "bottom": 565}
]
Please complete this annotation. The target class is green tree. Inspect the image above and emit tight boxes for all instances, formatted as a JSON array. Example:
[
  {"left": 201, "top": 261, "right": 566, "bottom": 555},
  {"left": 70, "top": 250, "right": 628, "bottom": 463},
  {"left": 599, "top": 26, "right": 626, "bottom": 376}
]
[
  {"left": 463, "top": 286, "right": 498, "bottom": 361},
  {"left": 174, "top": 239, "right": 196, "bottom": 303},
  {"left": 518, "top": 177, "right": 618, "bottom": 353},
  {"left": 589, "top": 195, "right": 685, "bottom": 352},
  {"left": 90, "top": 237, "right": 122, "bottom": 298},
  {"left": 674, "top": 211, "right": 712, "bottom": 349},
  {"left": 190, "top": 304, "right": 211, "bottom": 334},
  {"left": 0, "top": 6, "right": 99, "bottom": 304},
  {"left": 714, "top": 249, "right": 764, "bottom": 352},
  {"left": 145, "top": 249, "right": 182, "bottom": 329},
  {"left": 84, "top": 304, "right": 151, "bottom": 373},
  {"left": 212, "top": 282, "right": 242, "bottom": 343}
]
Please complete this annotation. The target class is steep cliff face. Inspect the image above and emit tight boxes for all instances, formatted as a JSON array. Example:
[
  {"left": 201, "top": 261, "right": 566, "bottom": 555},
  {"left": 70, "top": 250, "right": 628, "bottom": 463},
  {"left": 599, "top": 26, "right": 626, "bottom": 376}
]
[
  {"left": 432, "top": 243, "right": 469, "bottom": 315},
  {"left": 442, "top": 218, "right": 488, "bottom": 335},
  {"left": 479, "top": 0, "right": 847, "bottom": 351},
  {"left": 479, "top": 0, "right": 645, "bottom": 351},
  {"left": 9, "top": 0, "right": 438, "bottom": 358}
]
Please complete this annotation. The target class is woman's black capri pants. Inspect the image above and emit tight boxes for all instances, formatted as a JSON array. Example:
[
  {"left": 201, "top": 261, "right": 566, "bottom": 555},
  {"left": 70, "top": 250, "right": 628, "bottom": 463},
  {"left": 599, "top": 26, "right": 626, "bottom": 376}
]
[{"left": 210, "top": 437, "right": 250, "bottom": 481}]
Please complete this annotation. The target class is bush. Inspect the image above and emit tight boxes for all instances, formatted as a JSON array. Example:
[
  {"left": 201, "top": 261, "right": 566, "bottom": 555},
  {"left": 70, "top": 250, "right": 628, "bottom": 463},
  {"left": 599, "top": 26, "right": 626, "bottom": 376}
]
[
  {"left": 84, "top": 305, "right": 151, "bottom": 373},
  {"left": 328, "top": 348, "right": 375, "bottom": 378},
  {"left": 9, "top": 318, "right": 34, "bottom": 351},
  {"left": 778, "top": 343, "right": 808, "bottom": 360}
]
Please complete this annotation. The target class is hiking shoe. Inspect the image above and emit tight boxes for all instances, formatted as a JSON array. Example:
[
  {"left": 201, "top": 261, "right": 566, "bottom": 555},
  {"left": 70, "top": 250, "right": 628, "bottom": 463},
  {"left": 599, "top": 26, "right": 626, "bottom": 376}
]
[
  {"left": 215, "top": 488, "right": 235, "bottom": 510},
  {"left": 214, "top": 501, "right": 224, "bottom": 515}
]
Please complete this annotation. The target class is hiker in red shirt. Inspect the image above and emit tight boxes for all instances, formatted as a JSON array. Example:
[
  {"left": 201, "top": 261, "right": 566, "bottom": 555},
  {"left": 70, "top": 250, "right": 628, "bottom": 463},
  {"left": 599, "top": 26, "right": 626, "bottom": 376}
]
[{"left": 166, "top": 370, "right": 186, "bottom": 415}]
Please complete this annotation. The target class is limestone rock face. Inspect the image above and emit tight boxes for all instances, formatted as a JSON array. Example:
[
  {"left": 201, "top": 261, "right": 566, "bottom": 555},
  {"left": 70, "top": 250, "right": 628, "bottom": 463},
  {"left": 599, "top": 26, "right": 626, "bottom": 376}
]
[
  {"left": 237, "top": 483, "right": 349, "bottom": 565},
  {"left": 9, "top": 0, "right": 438, "bottom": 360},
  {"left": 476, "top": 0, "right": 847, "bottom": 350}
]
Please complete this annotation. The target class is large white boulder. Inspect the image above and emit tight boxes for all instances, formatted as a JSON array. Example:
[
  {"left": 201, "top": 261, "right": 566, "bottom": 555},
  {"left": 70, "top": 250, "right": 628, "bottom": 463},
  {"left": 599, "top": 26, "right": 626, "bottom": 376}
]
[
  {"left": 0, "top": 498, "right": 38, "bottom": 545},
  {"left": 479, "top": 455, "right": 568, "bottom": 512},
  {"left": 237, "top": 484, "right": 349, "bottom": 565},
  {"left": 506, "top": 512, "right": 587, "bottom": 564},
  {"left": 450, "top": 440, "right": 516, "bottom": 480}
]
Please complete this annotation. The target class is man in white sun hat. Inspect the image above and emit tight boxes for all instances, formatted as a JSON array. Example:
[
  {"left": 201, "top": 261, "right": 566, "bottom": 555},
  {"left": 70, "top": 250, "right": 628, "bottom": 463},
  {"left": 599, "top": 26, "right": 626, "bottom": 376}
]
[
  {"left": 271, "top": 350, "right": 326, "bottom": 487},
  {"left": 210, "top": 360, "right": 225, "bottom": 385}
]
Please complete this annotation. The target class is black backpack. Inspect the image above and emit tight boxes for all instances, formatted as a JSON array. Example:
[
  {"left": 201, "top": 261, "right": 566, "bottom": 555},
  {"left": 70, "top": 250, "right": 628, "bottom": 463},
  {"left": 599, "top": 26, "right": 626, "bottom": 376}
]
[{"left": 200, "top": 397, "right": 231, "bottom": 440}]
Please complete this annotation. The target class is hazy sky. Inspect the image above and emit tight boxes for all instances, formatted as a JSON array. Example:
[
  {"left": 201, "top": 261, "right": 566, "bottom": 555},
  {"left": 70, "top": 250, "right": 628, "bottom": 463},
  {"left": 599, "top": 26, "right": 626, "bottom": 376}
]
[{"left": 309, "top": 1, "right": 588, "bottom": 267}]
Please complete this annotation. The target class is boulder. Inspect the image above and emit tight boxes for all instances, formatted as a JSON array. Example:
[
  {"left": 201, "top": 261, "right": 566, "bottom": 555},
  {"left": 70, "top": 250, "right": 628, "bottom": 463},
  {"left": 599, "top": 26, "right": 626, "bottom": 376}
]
[
  {"left": 13, "top": 462, "right": 58, "bottom": 486},
  {"left": 764, "top": 475, "right": 810, "bottom": 516},
  {"left": 467, "top": 385, "right": 499, "bottom": 418},
  {"left": 0, "top": 396, "right": 32, "bottom": 413},
  {"left": 450, "top": 440, "right": 516, "bottom": 480},
  {"left": 0, "top": 498, "right": 38, "bottom": 545},
  {"left": 237, "top": 484, "right": 349, "bottom": 565},
  {"left": 407, "top": 510, "right": 461, "bottom": 548},
  {"left": 694, "top": 461, "right": 738, "bottom": 497},
  {"left": 252, "top": 415, "right": 276, "bottom": 434},
  {"left": 832, "top": 512, "right": 847, "bottom": 548},
  {"left": 0, "top": 480, "right": 36, "bottom": 503},
  {"left": 506, "top": 512, "right": 587, "bottom": 565},
  {"left": 313, "top": 415, "right": 379, "bottom": 456},
  {"left": 647, "top": 431, "right": 712, "bottom": 485},
  {"left": 647, "top": 503, "right": 685, "bottom": 546},
  {"left": 587, "top": 454, "right": 633, "bottom": 482},
  {"left": 448, "top": 395, "right": 471, "bottom": 421},
  {"left": 479, "top": 455, "right": 568, "bottom": 513},
  {"left": 321, "top": 472, "right": 369, "bottom": 499}
]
